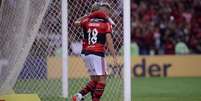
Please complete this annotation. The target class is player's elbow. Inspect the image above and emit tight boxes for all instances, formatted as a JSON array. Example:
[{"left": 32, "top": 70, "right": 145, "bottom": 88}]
[
  {"left": 74, "top": 21, "right": 81, "bottom": 26},
  {"left": 106, "top": 34, "right": 114, "bottom": 47},
  {"left": 106, "top": 33, "right": 113, "bottom": 42}
]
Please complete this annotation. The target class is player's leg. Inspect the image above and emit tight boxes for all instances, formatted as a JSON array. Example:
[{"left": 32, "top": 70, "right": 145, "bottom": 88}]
[
  {"left": 91, "top": 55, "right": 108, "bottom": 101},
  {"left": 72, "top": 76, "right": 97, "bottom": 101},
  {"left": 92, "top": 75, "right": 107, "bottom": 101},
  {"left": 79, "top": 76, "right": 97, "bottom": 96},
  {"left": 72, "top": 55, "right": 108, "bottom": 101},
  {"left": 80, "top": 55, "right": 108, "bottom": 101},
  {"left": 72, "top": 55, "right": 97, "bottom": 101},
  {"left": 77, "top": 75, "right": 107, "bottom": 101}
]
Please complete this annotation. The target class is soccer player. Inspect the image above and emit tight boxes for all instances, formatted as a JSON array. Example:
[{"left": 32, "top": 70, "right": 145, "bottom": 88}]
[{"left": 72, "top": 2, "right": 117, "bottom": 101}]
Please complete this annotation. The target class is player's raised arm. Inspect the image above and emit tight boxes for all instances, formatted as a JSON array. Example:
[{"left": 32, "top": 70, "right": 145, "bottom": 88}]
[
  {"left": 74, "top": 18, "right": 81, "bottom": 26},
  {"left": 75, "top": 8, "right": 114, "bottom": 26},
  {"left": 89, "top": 10, "right": 115, "bottom": 25},
  {"left": 74, "top": 15, "right": 87, "bottom": 26}
]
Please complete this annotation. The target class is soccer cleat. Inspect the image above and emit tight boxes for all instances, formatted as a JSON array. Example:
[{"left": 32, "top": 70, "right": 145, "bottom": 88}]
[{"left": 72, "top": 93, "right": 84, "bottom": 101}]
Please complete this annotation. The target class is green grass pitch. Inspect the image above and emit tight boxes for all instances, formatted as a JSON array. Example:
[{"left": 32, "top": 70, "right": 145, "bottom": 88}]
[
  {"left": 15, "top": 77, "right": 201, "bottom": 101},
  {"left": 132, "top": 77, "right": 201, "bottom": 101}
]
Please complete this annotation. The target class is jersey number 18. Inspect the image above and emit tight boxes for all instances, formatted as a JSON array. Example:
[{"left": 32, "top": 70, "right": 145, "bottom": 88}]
[{"left": 88, "top": 28, "right": 98, "bottom": 45}]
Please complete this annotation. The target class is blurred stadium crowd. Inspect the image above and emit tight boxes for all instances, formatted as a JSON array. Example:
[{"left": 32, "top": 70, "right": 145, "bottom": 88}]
[
  {"left": 25, "top": 0, "right": 201, "bottom": 57},
  {"left": 131, "top": 0, "right": 201, "bottom": 55}
]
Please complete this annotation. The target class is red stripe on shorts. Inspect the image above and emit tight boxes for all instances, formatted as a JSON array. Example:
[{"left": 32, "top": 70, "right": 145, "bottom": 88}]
[{"left": 101, "top": 58, "right": 106, "bottom": 75}]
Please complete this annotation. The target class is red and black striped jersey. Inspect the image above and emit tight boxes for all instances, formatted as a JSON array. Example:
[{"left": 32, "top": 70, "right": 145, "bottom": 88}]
[{"left": 80, "top": 17, "right": 112, "bottom": 57}]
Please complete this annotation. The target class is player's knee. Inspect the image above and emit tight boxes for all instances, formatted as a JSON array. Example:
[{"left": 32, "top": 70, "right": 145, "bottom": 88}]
[
  {"left": 91, "top": 75, "right": 107, "bottom": 83},
  {"left": 98, "top": 75, "right": 107, "bottom": 84}
]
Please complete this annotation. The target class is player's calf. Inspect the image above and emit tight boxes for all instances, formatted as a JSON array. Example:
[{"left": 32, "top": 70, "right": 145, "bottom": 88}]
[
  {"left": 92, "top": 82, "right": 106, "bottom": 101},
  {"left": 72, "top": 80, "right": 97, "bottom": 101},
  {"left": 79, "top": 80, "right": 97, "bottom": 96}
]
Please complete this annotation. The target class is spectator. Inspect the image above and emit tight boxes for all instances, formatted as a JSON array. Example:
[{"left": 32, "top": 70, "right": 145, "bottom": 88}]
[
  {"left": 175, "top": 41, "right": 190, "bottom": 55},
  {"left": 131, "top": 0, "right": 201, "bottom": 55}
]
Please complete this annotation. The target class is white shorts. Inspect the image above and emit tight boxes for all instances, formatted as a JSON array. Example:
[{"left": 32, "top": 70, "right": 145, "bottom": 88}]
[{"left": 81, "top": 54, "right": 108, "bottom": 76}]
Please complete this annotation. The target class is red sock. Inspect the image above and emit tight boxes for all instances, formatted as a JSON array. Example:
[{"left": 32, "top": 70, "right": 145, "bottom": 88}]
[
  {"left": 79, "top": 80, "right": 97, "bottom": 96},
  {"left": 92, "top": 82, "right": 106, "bottom": 101}
]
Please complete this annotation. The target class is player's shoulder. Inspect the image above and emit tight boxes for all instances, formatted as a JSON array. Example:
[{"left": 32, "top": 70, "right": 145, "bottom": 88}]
[{"left": 100, "top": 22, "right": 112, "bottom": 33}]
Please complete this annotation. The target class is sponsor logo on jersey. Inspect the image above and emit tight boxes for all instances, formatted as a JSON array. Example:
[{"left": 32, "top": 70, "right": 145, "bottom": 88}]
[{"left": 88, "top": 23, "right": 100, "bottom": 27}]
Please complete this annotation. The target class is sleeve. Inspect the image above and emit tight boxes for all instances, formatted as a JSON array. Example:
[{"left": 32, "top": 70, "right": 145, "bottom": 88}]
[
  {"left": 105, "top": 23, "right": 113, "bottom": 33},
  {"left": 80, "top": 16, "right": 90, "bottom": 27}
]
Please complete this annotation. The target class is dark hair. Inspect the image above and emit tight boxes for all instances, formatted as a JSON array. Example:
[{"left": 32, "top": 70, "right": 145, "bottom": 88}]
[{"left": 91, "top": 2, "right": 111, "bottom": 11}]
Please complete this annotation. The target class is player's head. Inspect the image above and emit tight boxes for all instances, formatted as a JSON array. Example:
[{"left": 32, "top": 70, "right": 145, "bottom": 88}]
[{"left": 91, "top": 2, "right": 111, "bottom": 14}]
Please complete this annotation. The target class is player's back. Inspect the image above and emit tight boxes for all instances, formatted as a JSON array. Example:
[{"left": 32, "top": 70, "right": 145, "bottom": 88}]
[{"left": 81, "top": 18, "right": 112, "bottom": 57}]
